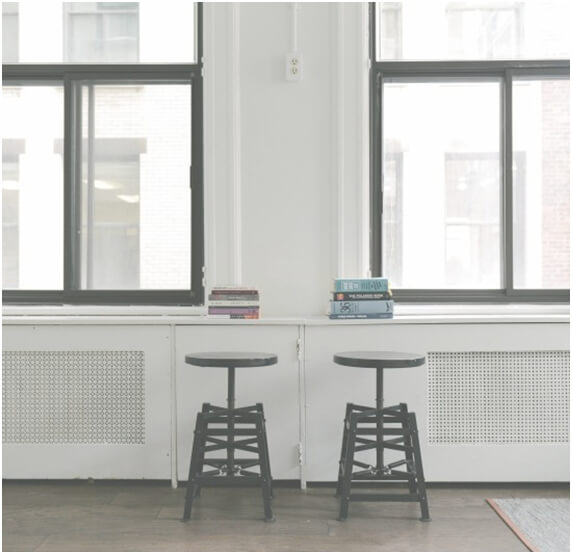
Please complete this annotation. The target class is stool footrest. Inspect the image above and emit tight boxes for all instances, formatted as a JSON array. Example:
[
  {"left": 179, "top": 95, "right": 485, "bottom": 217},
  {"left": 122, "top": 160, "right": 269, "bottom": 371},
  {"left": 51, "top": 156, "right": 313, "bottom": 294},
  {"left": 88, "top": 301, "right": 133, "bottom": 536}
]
[
  {"left": 202, "top": 457, "right": 261, "bottom": 467},
  {"left": 349, "top": 493, "right": 421, "bottom": 503},
  {"left": 192, "top": 476, "right": 265, "bottom": 487},
  {"left": 200, "top": 429, "right": 264, "bottom": 436}
]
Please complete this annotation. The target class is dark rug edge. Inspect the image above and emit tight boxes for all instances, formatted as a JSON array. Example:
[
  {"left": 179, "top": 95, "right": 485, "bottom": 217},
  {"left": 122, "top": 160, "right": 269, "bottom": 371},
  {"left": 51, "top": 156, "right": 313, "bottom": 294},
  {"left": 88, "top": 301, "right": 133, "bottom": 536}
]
[{"left": 486, "top": 498, "right": 538, "bottom": 552}]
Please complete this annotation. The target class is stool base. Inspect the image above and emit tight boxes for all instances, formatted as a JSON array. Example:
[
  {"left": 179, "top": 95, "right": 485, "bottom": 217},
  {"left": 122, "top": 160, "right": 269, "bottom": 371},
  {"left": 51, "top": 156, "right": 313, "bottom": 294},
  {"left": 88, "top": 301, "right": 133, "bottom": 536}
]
[
  {"left": 182, "top": 402, "right": 274, "bottom": 522},
  {"left": 336, "top": 402, "right": 430, "bottom": 522}
]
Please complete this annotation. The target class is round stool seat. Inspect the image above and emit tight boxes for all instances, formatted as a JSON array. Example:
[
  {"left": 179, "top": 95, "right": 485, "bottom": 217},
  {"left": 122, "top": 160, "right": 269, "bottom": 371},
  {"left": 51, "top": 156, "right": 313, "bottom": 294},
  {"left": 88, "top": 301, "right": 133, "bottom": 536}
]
[
  {"left": 185, "top": 352, "right": 278, "bottom": 368},
  {"left": 334, "top": 351, "right": 425, "bottom": 368}
]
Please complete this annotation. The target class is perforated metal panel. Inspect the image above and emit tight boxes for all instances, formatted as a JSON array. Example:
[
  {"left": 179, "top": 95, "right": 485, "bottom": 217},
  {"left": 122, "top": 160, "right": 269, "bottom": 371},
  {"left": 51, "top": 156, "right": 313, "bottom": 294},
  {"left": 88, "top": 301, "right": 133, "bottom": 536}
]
[
  {"left": 2, "top": 351, "right": 145, "bottom": 444},
  {"left": 428, "top": 351, "right": 569, "bottom": 444}
]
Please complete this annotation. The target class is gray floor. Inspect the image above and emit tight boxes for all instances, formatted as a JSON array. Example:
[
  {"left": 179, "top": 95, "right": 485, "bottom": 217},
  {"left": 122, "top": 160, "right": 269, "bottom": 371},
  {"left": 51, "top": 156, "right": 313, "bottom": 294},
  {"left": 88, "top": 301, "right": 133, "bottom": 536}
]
[{"left": 2, "top": 481, "right": 568, "bottom": 552}]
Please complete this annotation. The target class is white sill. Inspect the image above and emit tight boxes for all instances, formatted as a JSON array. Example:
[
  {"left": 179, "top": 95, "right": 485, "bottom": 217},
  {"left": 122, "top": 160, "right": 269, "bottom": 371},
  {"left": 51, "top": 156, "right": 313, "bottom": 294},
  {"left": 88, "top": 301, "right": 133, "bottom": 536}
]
[
  {"left": 2, "top": 305, "right": 206, "bottom": 317},
  {"left": 393, "top": 303, "right": 569, "bottom": 317},
  {"left": 1, "top": 302, "right": 569, "bottom": 325}
]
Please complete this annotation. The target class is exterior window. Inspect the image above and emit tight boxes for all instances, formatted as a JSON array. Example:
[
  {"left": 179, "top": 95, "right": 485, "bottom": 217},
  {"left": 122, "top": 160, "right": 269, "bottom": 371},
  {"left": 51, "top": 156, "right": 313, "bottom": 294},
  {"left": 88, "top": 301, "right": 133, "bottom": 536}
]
[
  {"left": 513, "top": 78, "right": 570, "bottom": 290},
  {"left": 2, "top": 2, "right": 18, "bottom": 63},
  {"left": 447, "top": 3, "right": 522, "bottom": 59},
  {"left": 377, "top": 2, "right": 402, "bottom": 60},
  {"left": 2, "top": 4, "right": 203, "bottom": 305},
  {"left": 2, "top": 139, "right": 24, "bottom": 288},
  {"left": 382, "top": 81, "right": 501, "bottom": 289},
  {"left": 64, "top": 3, "right": 139, "bottom": 63},
  {"left": 371, "top": 2, "right": 569, "bottom": 302},
  {"left": 2, "top": 2, "right": 196, "bottom": 64},
  {"left": 75, "top": 83, "right": 192, "bottom": 290},
  {"left": 2, "top": 86, "right": 65, "bottom": 291},
  {"left": 375, "top": 0, "right": 570, "bottom": 61}
]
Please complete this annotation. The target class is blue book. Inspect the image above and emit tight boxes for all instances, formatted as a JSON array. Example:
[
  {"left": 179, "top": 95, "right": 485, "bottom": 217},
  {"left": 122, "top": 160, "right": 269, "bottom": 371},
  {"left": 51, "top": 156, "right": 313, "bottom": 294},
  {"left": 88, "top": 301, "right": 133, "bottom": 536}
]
[
  {"left": 328, "top": 312, "right": 393, "bottom": 320},
  {"left": 330, "top": 300, "right": 394, "bottom": 315},
  {"left": 334, "top": 277, "right": 390, "bottom": 292}
]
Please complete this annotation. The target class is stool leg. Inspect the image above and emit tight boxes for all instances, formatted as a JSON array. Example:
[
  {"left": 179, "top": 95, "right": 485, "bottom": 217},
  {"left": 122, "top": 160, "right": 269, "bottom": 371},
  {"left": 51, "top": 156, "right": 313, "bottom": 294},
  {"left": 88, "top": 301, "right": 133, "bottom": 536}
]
[
  {"left": 408, "top": 412, "right": 430, "bottom": 522},
  {"left": 182, "top": 412, "right": 206, "bottom": 521},
  {"left": 256, "top": 403, "right": 274, "bottom": 498},
  {"left": 255, "top": 412, "right": 274, "bottom": 522},
  {"left": 227, "top": 367, "right": 236, "bottom": 477},
  {"left": 336, "top": 403, "right": 353, "bottom": 497},
  {"left": 194, "top": 403, "right": 213, "bottom": 498},
  {"left": 399, "top": 403, "right": 417, "bottom": 494},
  {"left": 338, "top": 413, "right": 357, "bottom": 521},
  {"left": 376, "top": 368, "right": 384, "bottom": 473}
]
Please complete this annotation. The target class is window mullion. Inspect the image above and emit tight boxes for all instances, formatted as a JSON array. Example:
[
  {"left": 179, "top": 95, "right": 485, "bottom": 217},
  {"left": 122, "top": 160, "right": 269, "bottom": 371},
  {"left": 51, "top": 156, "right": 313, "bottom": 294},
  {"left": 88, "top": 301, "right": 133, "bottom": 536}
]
[
  {"left": 63, "top": 74, "right": 75, "bottom": 299},
  {"left": 503, "top": 69, "right": 515, "bottom": 295},
  {"left": 370, "top": 70, "right": 383, "bottom": 277},
  {"left": 86, "top": 83, "right": 95, "bottom": 289}
]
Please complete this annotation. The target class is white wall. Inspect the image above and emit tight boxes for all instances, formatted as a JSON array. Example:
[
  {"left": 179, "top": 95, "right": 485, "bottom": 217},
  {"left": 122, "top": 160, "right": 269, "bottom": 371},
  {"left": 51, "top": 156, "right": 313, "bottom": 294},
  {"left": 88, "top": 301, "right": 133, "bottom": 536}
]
[{"left": 204, "top": 3, "right": 369, "bottom": 317}]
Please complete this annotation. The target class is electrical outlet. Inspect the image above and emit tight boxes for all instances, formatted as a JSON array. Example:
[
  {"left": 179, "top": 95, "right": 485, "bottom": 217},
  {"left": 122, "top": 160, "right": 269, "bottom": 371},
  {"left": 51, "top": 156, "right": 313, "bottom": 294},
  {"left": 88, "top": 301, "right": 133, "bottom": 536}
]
[{"left": 286, "top": 52, "right": 303, "bottom": 82}]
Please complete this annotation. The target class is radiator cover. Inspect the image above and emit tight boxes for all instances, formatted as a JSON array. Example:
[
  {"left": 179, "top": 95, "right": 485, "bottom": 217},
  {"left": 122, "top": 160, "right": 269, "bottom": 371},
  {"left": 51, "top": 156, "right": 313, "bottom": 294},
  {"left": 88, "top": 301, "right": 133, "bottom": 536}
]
[
  {"left": 427, "top": 351, "right": 569, "bottom": 444},
  {"left": 2, "top": 350, "right": 145, "bottom": 445}
]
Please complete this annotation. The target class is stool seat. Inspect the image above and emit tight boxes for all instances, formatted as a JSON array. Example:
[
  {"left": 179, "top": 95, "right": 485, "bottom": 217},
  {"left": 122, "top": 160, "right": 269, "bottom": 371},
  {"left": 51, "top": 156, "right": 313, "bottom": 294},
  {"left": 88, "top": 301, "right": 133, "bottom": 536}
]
[
  {"left": 185, "top": 352, "right": 278, "bottom": 367},
  {"left": 333, "top": 351, "right": 425, "bottom": 368}
]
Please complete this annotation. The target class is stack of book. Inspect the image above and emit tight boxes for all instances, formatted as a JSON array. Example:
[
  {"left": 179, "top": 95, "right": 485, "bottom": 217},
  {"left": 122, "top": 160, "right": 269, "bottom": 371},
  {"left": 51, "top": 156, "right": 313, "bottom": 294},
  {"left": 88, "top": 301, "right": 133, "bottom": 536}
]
[
  {"left": 207, "top": 285, "right": 260, "bottom": 319},
  {"left": 329, "top": 277, "right": 393, "bottom": 320}
]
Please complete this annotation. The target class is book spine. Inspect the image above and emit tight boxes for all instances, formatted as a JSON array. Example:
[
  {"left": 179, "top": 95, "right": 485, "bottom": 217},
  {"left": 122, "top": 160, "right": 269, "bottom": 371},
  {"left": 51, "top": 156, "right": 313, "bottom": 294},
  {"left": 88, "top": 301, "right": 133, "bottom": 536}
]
[
  {"left": 210, "top": 290, "right": 258, "bottom": 296},
  {"left": 207, "top": 314, "right": 260, "bottom": 319},
  {"left": 208, "top": 294, "right": 259, "bottom": 301},
  {"left": 330, "top": 300, "right": 393, "bottom": 314},
  {"left": 333, "top": 291, "right": 392, "bottom": 301},
  {"left": 334, "top": 278, "right": 390, "bottom": 292},
  {"left": 210, "top": 285, "right": 257, "bottom": 291},
  {"left": 328, "top": 313, "right": 393, "bottom": 320},
  {"left": 208, "top": 307, "right": 259, "bottom": 315},
  {"left": 208, "top": 299, "right": 260, "bottom": 307}
]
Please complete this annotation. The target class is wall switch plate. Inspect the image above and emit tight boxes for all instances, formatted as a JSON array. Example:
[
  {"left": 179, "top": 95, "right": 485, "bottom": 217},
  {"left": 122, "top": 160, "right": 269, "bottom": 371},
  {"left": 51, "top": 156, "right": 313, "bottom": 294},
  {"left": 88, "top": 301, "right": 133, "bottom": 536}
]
[{"left": 286, "top": 52, "right": 302, "bottom": 82}]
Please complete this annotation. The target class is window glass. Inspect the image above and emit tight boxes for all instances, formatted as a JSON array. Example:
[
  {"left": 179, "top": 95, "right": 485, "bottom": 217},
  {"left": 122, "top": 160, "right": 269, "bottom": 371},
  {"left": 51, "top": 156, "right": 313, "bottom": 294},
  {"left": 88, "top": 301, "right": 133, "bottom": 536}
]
[
  {"left": 64, "top": 3, "right": 138, "bottom": 63},
  {"left": 2, "top": 2, "right": 18, "bottom": 63},
  {"left": 77, "top": 83, "right": 191, "bottom": 290},
  {"left": 513, "top": 78, "right": 570, "bottom": 289},
  {"left": 1, "top": 85, "right": 64, "bottom": 290},
  {"left": 382, "top": 80, "right": 502, "bottom": 288},
  {"left": 3, "top": 2, "right": 196, "bottom": 63},
  {"left": 376, "top": 0, "right": 570, "bottom": 60}
]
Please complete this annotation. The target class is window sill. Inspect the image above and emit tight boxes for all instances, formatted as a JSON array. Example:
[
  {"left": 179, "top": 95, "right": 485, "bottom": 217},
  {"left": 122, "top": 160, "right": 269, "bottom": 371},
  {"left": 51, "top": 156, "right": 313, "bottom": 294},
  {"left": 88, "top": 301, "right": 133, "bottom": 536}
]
[{"left": 2, "top": 303, "right": 569, "bottom": 325}]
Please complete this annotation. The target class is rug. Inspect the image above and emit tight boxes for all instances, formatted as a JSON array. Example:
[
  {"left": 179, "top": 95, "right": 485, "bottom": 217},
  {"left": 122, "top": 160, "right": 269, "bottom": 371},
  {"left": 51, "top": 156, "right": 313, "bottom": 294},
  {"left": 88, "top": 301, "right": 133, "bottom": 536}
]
[{"left": 487, "top": 498, "right": 570, "bottom": 552}]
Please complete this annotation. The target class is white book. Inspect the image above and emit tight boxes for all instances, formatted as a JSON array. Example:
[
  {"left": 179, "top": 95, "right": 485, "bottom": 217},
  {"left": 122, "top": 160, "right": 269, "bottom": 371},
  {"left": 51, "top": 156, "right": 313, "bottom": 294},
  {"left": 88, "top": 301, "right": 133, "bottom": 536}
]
[
  {"left": 211, "top": 285, "right": 257, "bottom": 290},
  {"left": 209, "top": 299, "right": 259, "bottom": 307}
]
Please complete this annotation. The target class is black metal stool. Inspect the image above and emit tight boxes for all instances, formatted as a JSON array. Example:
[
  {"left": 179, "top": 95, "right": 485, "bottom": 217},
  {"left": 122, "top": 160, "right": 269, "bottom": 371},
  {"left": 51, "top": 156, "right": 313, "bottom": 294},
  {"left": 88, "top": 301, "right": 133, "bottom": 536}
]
[
  {"left": 182, "top": 351, "right": 277, "bottom": 522},
  {"left": 334, "top": 351, "right": 430, "bottom": 522}
]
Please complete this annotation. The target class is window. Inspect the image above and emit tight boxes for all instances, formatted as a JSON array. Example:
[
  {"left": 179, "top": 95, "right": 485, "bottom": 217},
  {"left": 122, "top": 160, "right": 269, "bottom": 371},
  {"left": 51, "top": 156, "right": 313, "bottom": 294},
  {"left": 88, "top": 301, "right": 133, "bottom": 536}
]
[
  {"left": 64, "top": 3, "right": 139, "bottom": 63},
  {"left": 375, "top": 0, "right": 570, "bottom": 61},
  {"left": 2, "top": 3, "right": 203, "bottom": 305},
  {"left": 371, "top": 1, "right": 570, "bottom": 302},
  {"left": 2, "top": 2, "right": 18, "bottom": 63}
]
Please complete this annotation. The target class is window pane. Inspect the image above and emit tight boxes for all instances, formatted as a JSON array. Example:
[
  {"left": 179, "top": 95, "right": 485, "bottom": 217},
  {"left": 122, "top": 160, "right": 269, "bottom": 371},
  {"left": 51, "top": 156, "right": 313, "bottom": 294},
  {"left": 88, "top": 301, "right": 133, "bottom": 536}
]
[
  {"left": 64, "top": 3, "right": 138, "bottom": 63},
  {"left": 2, "top": 2, "right": 18, "bottom": 62},
  {"left": 78, "top": 83, "right": 191, "bottom": 290},
  {"left": 4, "top": 2, "right": 196, "bottom": 63},
  {"left": 376, "top": 0, "right": 570, "bottom": 60},
  {"left": 2, "top": 86, "right": 64, "bottom": 290},
  {"left": 382, "top": 81, "right": 501, "bottom": 289},
  {"left": 513, "top": 78, "right": 570, "bottom": 289}
]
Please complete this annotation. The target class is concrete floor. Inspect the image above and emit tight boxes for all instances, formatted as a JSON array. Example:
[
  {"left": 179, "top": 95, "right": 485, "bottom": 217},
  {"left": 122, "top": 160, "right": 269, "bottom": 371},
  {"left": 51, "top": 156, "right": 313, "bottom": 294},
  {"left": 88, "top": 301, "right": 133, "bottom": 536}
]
[{"left": 2, "top": 481, "right": 568, "bottom": 552}]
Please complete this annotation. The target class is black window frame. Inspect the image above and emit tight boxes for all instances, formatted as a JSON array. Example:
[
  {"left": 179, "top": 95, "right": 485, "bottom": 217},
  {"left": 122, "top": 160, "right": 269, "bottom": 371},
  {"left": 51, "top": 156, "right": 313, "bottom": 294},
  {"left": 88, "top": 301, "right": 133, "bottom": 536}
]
[
  {"left": 369, "top": 2, "right": 570, "bottom": 303},
  {"left": 2, "top": 3, "right": 204, "bottom": 306}
]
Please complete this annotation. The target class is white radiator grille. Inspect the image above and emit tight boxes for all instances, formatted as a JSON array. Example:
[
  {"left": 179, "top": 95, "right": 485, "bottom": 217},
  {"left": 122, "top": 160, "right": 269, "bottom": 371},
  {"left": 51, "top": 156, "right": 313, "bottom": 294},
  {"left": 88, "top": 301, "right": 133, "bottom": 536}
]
[
  {"left": 2, "top": 351, "right": 145, "bottom": 444},
  {"left": 428, "top": 351, "right": 569, "bottom": 444}
]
